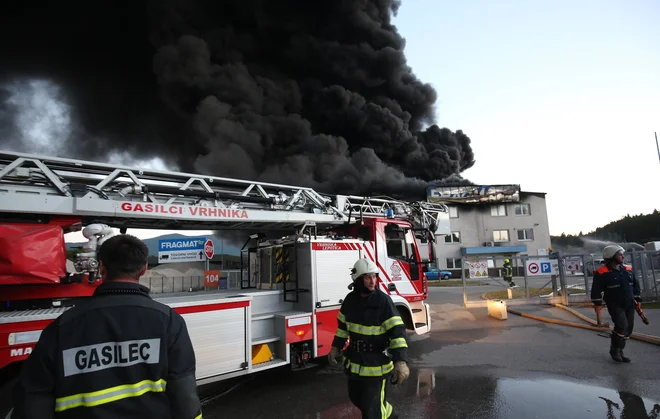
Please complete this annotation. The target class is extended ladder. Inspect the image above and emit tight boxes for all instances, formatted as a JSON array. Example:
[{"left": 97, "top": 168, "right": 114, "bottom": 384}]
[{"left": 0, "top": 150, "right": 449, "bottom": 232}]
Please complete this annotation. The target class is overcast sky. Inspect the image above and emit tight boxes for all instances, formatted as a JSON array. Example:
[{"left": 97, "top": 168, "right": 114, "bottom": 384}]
[
  {"left": 392, "top": 0, "right": 660, "bottom": 236},
  {"left": 58, "top": 0, "right": 659, "bottom": 243}
]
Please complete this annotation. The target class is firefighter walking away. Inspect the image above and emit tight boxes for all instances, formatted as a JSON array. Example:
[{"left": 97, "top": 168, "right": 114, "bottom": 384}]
[
  {"left": 591, "top": 245, "right": 642, "bottom": 363},
  {"left": 9, "top": 234, "right": 203, "bottom": 419},
  {"left": 503, "top": 258, "right": 515, "bottom": 287},
  {"left": 328, "top": 258, "right": 410, "bottom": 419}
]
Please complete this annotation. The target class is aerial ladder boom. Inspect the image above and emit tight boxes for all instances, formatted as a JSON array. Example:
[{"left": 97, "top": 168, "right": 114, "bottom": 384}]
[
  {"left": 0, "top": 150, "right": 449, "bottom": 278},
  {"left": 0, "top": 150, "right": 449, "bottom": 231}
]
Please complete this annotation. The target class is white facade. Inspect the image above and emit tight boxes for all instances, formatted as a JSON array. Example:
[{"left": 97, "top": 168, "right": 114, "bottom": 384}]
[{"left": 431, "top": 192, "right": 552, "bottom": 271}]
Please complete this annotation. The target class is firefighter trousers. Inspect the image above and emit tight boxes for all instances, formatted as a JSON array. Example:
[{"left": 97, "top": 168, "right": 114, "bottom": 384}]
[
  {"left": 607, "top": 305, "right": 635, "bottom": 349},
  {"left": 348, "top": 376, "right": 394, "bottom": 419}
]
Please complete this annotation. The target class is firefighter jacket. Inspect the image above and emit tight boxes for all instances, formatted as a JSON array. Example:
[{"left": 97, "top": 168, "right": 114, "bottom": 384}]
[
  {"left": 11, "top": 281, "right": 202, "bottom": 419},
  {"left": 331, "top": 288, "right": 408, "bottom": 379},
  {"left": 591, "top": 264, "right": 641, "bottom": 309}
]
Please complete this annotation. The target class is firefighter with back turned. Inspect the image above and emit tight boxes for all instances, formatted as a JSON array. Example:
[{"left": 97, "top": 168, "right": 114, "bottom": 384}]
[
  {"left": 9, "top": 234, "right": 203, "bottom": 419},
  {"left": 590, "top": 245, "right": 642, "bottom": 363},
  {"left": 328, "top": 258, "right": 410, "bottom": 419},
  {"left": 503, "top": 258, "right": 515, "bottom": 287}
]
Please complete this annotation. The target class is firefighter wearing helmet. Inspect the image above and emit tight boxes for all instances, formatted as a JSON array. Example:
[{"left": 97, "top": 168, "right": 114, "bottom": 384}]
[
  {"left": 503, "top": 258, "right": 514, "bottom": 286},
  {"left": 590, "top": 245, "right": 642, "bottom": 362},
  {"left": 328, "top": 258, "right": 410, "bottom": 418}
]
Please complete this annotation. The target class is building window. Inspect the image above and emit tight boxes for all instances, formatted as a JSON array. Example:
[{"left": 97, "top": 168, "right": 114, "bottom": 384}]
[
  {"left": 448, "top": 206, "right": 459, "bottom": 218},
  {"left": 444, "top": 231, "right": 461, "bottom": 244},
  {"left": 491, "top": 205, "right": 507, "bottom": 217},
  {"left": 517, "top": 228, "right": 534, "bottom": 241},
  {"left": 493, "top": 230, "right": 509, "bottom": 242},
  {"left": 515, "top": 203, "right": 531, "bottom": 216},
  {"left": 446, "top": 258, "right": 462, "bottom": 269}
]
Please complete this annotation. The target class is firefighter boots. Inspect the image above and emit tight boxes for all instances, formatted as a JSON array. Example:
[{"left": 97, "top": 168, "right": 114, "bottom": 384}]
[
  {"left": 609, "top": 348, "right": 624, "bottom": 363},
  {"left": 609, "top": 334, "right": 630, "bottom": 363},
  {"left": 619, "top": 350, "right": 631, "bottom": 363}
]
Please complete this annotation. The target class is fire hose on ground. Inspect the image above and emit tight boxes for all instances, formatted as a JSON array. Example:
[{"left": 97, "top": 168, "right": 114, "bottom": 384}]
[{"left": 504, "top": 303, "right": 660, "bottom": 347}]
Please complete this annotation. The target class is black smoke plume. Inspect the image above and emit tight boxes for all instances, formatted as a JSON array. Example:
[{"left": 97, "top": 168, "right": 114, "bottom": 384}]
[{"left": 0, "top": 0, "right": 475, "bottom": 200}]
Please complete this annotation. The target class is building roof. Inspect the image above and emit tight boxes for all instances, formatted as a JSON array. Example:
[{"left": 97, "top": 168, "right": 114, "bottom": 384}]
[
  {"left": 426, "top": 184, "right": 546, "bottom": 206},
  {"left": 521, "top": 190, "right": 547, "bottom": 196}
]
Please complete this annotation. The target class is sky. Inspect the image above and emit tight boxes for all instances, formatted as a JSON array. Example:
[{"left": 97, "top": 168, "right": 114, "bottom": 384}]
[
  {"left": 29, "top": 0, "right": 660, "bottom": 242},
  {"left": 392, "top": 0, "right": 660, "bottom": 236}
]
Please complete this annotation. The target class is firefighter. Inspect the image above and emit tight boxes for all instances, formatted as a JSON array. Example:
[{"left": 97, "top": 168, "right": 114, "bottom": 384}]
[
  {"left": 10, "top": 234, "right": 202, "bottom": 419},
  {"left": 591, "top": 245, "right": 642, "bottom": 363},
  {"left": 327, "top": 258, "right": 410, "bottom": 419},
  {"left": 503, "top": 258, "right": 515, "bottom": 287}
]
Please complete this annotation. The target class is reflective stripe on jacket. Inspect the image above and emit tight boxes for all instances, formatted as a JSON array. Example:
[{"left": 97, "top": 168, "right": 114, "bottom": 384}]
[
  {"left": 11, "top": 281, "right": 203, "bottom": 419},
  {"left": 331, "top": 288, "right": 408, "bottom": 378}
]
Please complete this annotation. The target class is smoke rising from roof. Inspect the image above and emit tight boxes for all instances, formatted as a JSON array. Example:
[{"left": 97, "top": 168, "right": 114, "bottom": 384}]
[{"left": 0, "top": 0, "right": 475, "bottom": 199}]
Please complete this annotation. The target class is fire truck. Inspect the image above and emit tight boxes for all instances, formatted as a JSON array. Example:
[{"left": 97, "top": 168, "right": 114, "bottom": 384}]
[{"left": 0, "top": 150, "right": 449, "bottom": 413}]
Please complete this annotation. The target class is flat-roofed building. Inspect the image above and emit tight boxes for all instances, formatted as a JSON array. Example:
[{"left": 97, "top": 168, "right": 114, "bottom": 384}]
[{"left": 421, "top": 185, "right": 551, "bottom": 277}]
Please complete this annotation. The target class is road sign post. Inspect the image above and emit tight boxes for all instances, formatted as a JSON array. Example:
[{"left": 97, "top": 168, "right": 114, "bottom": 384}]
[
  {"left": 204, "top": 239, "right": 214, "bottom": 271},
  {"left": 204, "top": 239, "right": 215, "bottom": 259}
]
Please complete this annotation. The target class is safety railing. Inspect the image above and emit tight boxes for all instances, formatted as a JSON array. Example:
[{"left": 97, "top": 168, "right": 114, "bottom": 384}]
[{"left": 461, "top": 250, "right": 659, "bottom": 308}]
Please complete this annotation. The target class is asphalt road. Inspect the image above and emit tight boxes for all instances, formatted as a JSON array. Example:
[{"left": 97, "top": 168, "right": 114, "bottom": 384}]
[{"left": 200, "top": 287, "right": 660, "bottom": 419}]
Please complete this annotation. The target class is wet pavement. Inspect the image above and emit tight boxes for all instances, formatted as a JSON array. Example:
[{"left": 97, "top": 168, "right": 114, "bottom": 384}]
[
  {"left": 200, "top": 288, "right": 660, "bottom": 418},
  {"left": 200, "top": 365, "right": 660, "bottom": 419}
]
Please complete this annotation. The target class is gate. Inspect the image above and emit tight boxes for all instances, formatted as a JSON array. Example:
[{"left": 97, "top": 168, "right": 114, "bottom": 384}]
[
  {"left": 628, "top": 250, "right": 660, "bottom": 301},
  {"left": 461, "top": 253, "right": 592, "bottom": 308},
  {"left": 463, "top": 250, "right": 660, "bottom": 308}
]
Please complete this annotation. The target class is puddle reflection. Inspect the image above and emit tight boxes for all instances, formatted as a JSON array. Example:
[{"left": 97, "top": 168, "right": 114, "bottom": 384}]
[
  {"left": 314, "top": 369, "right": 660, "bottom": 419},
  {"left": 200, "top": 365, "right": 660, "bottom": 419}
]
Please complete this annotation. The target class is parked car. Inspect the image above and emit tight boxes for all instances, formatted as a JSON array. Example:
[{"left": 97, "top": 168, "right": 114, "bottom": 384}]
[{"left": 424, "top": 268, "right": 452, "bottom": 280}]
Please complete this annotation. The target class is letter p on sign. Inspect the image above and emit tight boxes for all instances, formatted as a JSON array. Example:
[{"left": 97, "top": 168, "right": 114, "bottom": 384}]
[{"left": 204, "top": 270, "right": 220, "bottom": 287}]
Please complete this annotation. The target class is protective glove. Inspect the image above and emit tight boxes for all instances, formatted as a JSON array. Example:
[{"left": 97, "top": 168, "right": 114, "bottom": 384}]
[
  {"left": 328, "top": 346, "right": 341, "bottom": 365},
  {"left": 634, "top": 296, "right": 642, "bottom": 303},
  {"left": 390, "top": 361, "right": 410, "bottom": 385}
]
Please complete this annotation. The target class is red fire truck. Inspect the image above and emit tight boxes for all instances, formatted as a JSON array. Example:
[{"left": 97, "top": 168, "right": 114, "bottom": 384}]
[{"left": 0, "top": 150, "right": 449, "bottom": 415}]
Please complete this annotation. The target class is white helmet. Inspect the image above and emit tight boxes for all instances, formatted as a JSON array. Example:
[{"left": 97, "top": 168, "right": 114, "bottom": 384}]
[
  {"left": 351, "top": 258, "right": 379, "bottom": 281},
  {"left": 603, "top": 245, "right": 624, "bottom": 260}
]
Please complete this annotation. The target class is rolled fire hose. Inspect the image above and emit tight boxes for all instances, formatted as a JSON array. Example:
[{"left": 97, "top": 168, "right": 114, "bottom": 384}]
[{"left": 505, "top": 304, "right": 660, "bottom": 347}]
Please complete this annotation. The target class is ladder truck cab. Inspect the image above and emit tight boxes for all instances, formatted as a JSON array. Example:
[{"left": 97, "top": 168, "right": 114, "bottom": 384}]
[{"left": 0, "top": 151, "right": 450, "bottom": 408}]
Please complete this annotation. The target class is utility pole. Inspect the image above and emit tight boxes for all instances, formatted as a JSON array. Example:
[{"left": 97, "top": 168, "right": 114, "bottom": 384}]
[{"left": 656, "top": 132, "right": 659, "bottom": 164}]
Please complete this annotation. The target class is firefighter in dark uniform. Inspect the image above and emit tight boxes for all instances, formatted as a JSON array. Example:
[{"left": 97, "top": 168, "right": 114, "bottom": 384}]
[
  {"left": 591, "top": 245, "right": 642, "bottom": 363},
  {"left": 10, "top": 234, "right": 202, "bottom": 418},
  {"left": 328, "top": 258, "right": 410, "bottom": 419},
  {"left": 503, "top": 258, "right": 514, "bottom": 287}
]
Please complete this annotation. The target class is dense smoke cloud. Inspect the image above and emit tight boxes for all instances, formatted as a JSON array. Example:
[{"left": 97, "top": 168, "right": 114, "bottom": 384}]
[{"left": 0, "top": 0, "right": 475, "bottom": 198}]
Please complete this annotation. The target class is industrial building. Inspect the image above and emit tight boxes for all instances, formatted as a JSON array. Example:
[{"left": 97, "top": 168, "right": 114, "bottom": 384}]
[{"left": 424, "top": 185, "right": 552, "bottom": 277}]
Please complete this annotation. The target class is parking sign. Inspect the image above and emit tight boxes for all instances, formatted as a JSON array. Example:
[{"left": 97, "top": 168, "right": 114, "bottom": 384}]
[{"left": 526, "top": 259, "right": 552, "bottom": 276}]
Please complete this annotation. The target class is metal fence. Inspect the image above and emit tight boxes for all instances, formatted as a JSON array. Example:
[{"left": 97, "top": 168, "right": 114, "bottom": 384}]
[
  {"left": 461, "top": 250, "right": 659, "bottom": 308},
  {"left": 139, "top": 269, "right": 243, "bottom": 294},
  {"left": 628, "top": 250, "right": 660, "bottom": 302}
]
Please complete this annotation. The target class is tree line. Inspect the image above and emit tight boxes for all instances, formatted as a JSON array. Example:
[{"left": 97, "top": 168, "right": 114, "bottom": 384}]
[{"left": 552, "top": 209, "right": 660, "bottom": 248}]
